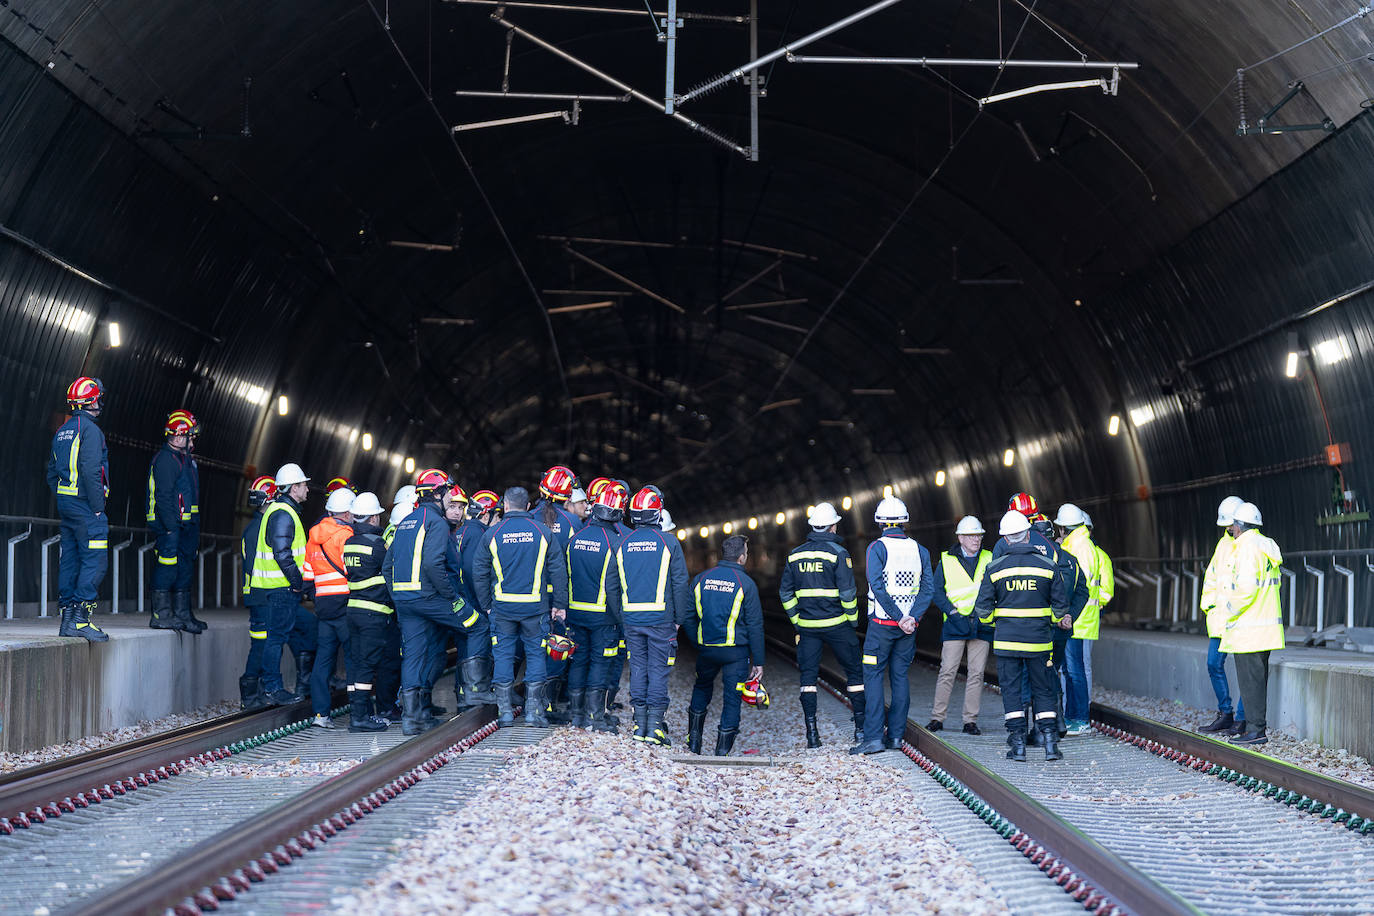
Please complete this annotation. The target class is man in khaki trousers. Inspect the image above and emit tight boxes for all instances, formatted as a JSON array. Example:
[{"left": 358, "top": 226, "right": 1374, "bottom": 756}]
[{"left": 927, "top": 516, "right": 993, "bottom": 734}]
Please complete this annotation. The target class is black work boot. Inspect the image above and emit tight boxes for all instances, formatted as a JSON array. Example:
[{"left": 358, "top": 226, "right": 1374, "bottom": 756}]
[
  {"left": 239, "top": 675, "right": 262, "bottom": 710},
  {"left": 852, "top": 710, "right": 865, "bottom": 745},
  {"left": 420, "top": 688, "right": 442, "bottom": 726},
  {"left": 294, "top": 652, "right": 315, "bottom": 700},
  {"left": 462, "top": 656, "right": 497, "bottom": 704},
  {"left": 149, "top": 590, "right": 182, "bottom": 630},
  {"left": 72, "top": 601, "right": 109, "bottom": 642},
  {"left": 1200, "top": 712, "right": 1234, "bottom": 733},
  {"left": 524, "top": 682, "right": 551, "bottom": 728},
  {"left": 1042, "top": 724, "right": 1063, "bottom": 761},
  {"left": 646, "top": 707, "right": 671, "bottom": 746},
  {"left": 714, "top": 727, "right": 739, "bottom": 757},
  {"left": 1232, "top": 727, "right": 1268, "bottom": 746},
  {"left": 349, "top": 690, "right": 388, "bottom": 732},
  {"left": 586, "top": 687, "right": 616, "bottom": 733},
  {"left": 568, "top": 688, "right": 589, "bottom": 728},
  {"left": 687, "top": 708, "right": 707, "bottom": 754},
  {"left": 805, "top": 713, "right": 823, "bottom": 748},
  {"left": 57, "top": 602, "right": 78, "bottom": 638},
  {"left": 401, "top": 687, "right": 431, "bottom": 736},
  {"left": 495, "top": 683, "right": 517, "bottom": 727},
  {"left": 1227, "top": 719, "right": 1247, "bottom": 737},
  {"left": 1006, "top": 728, "right": 1028, "bottom": 762},
  {"left": 1025, "top": 707, "right": 1042, "bottom": 746},
  {"left": 632, "top": 704, "right": 649, "bottom": 742},
  {"left": 175, "top": 590, "right": 207, "bottom": 634},
  {"left": 545, "top": 679, "right": 571, "bottom": 725},
  {"left": 607, "top": 684, "right": 624, "bottom": 711},
  {"left": 266, "top": 685, "right": 302, "bottom": 706}
]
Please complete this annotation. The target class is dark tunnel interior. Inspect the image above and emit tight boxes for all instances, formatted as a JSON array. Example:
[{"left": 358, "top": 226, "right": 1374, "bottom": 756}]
[{"left": 3, "top": 0, "right": 1374, "bottom": 616}]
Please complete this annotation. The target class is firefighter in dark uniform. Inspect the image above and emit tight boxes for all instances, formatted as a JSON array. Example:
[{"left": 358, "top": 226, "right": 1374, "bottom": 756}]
[
  {"left": 46, "top": 376, "right": 110, "bottom": 641},
  {"left": 534, "top": 465, "right": 581, "bottom": 722},
  {"left": 239, "top": 475, "right": 277, "bottom": 709},
  {"left": 565, "top": 482, "right": 630, "bottom": 732},
  {"left": 605, "top": 485, "right": 691, "bottom": 746},
  {"left": 473, "top": 486, "right": 569, "bottom": 728},
  {"left": 686, "top": 534, "right": 765, "bottom": 757},
  {"left": 342, "top": 491, "right": 394, "bottom": 732},
  {"left": 780, "top": 501, "right": 863, "bottom": 747},
  {"left": 452, "top": 489, "right": 500, "bottom": 713},
  {"left": 146, "top": 410, "right": 207, "bottom": 633},
  {"left": 975, "top": 510, "right": 1074, "bottom": 762}
]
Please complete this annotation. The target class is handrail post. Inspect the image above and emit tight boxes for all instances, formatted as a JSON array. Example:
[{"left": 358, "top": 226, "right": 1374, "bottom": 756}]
[
  {"left": 39, "top": 534, "right": 62, "bottom": 617},
  {"left": 1332, "top": 559, "right": 1355, "bottom": 629},
  {"left": 197, "top": 545, "right": 214, "bottom": 609},
  {"left": 216, "top": 546, "right": 234, "bottom": 609},
  {"left": 111, "top": 537, "right": 134, "bottom": 613},
  {"left": 1280, "top": 567, "right": 1297, "bottom": 627},
  {"left": 1182, "top": 564, "right": 1199, "bottom": 621},
  {"left": 1163, "top": 567, "right": 1180, "bottom": 623},
  {"left": 1303, "top": 557, "right": 1326, "bottom": 631},
  {"left": 137, "top": 541, "right": 156, "bottom": 614},
  {"left": 7, "top": 525, "right": 31, "bottom": 619}
]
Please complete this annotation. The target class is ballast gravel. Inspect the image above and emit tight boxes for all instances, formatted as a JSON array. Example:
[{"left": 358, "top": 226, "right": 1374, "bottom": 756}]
[
  {"left": 0, "top": 700, "right": 240, "bottom": 772},
  {"left": 340, "top": 662, "right": 1012, "bottom": 916}
]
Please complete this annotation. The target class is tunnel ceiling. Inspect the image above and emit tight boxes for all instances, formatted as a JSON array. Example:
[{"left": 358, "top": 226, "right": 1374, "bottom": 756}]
[{"left": 4, "top": 0, "right": 1374, "bottom": 518}]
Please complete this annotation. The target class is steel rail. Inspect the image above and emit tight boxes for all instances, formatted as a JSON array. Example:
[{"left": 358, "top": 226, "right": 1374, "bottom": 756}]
[{"left": 71, "top": 704, "right": 495, "bottom": 916}]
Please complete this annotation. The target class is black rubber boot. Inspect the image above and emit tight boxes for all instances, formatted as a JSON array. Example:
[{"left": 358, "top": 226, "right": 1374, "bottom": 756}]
[
  {"left": 632, "top": 704, "right": 649, "bottom": 742},
  {"left": 72, "top": 602, "right": 109, "bottom": 642},
  {"left": 607, "top": 683, "right": 623, "bottom": 711},
  {"left": 544, "top": 679, "right": 571, "bottom": 725},
  {"left": 175, "top": 590, "right": 207, "bottom": 634},
  {"left": 239, "top": 675, "right": 261, "bottom": 710},
  {"left": 568, "top": 688, "right": 589, "bottom": 728},
  {"left": 1200, "top": 712, "right": 1234, "bottom": 733},
  {"left": 57, "top": 602, "right": 78, "bottom": 638},
  {"left": 1042, "top": 724, "right": 1063, "bottom": 761},
  {"left": 852, "top": 709, "right": 865, "bottom": 745},
  {"left": 586, "top": 687, "right": 616, "bottom": 733},
  {"left": 1025, "top": 707, "right": 1042, "bottom": 746},
  {"left": 148, "top": 590, "right": 182, "bottom": 630},
  {"left": 687, "top": 708, "right": 707, "bottom": 754},
  {"left": 462, "top": 656, "right": 497, "bottom": 704},
  {"left": 805, "top": 713, "right": 823, "bottom": 748},
  {"left": 646, "top": 707, "right": 671, "bottom": 747},
  {"left": 524, "top": 681, "right": 551, "bottom": 728},
  {"left": 349, "top": 691, "right": 388, "bottom": 732},
  {"left": 495, "top": 683, "right": 517, "bottom": 727},
  {"left": 1006, "top": 728, "right": 1028, "bottom": 762},
  {"left": 294, "top": 652, "right": 315, "bottom": 699},
  {"left": 714, "top": 727, "right": 738, "bottom": 757},
  {"left": 453, "top": 679, "right": 470, "bottom": 712},
  {"left": 420, "top": 688, "right": 442, "bottom": 726},
  {"left": 401, "top": 687, "right": 431, "bottom": 736}
]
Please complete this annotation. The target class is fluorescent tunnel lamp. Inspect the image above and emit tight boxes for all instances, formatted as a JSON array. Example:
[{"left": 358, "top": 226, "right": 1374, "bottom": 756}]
[
  {"left": 1108, "top": 414, "right": 1121, "bottom": 436},
  {"left": 107, "top": 322, "right": 122, "bottom": 347}
]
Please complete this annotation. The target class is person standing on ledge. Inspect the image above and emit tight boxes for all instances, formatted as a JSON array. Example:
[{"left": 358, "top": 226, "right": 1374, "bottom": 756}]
[
  {"left": 47, "top": 377, "right": 110, "bottom": 642},
  {"left": 1199, "top": 496, "right": 1246, "bottom": 735},
  {"left": 1219, "top": 501, "right": 1283, "bottom": 747}
]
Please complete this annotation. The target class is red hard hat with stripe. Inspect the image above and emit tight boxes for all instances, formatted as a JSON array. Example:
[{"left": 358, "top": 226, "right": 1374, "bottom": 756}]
[
  {"left": 164, "top": 409, "right": 199, "bottom": 437},
  {"left": 539, "top": 465, "right": 577, "bottom": 501},
  {"left": 325, "top": 476, "right": 357, "bottom": 496},
  {"left": 248, "top": 475, "right": 278, "bottom": 507},
  {"left": 66, "top": 377, "right": 103, "bottom": 408},
  {"left": 414, "top": 468, "right": 453, "bottom": 495},
  {"left": 1008, "top": 492, "right": 1039, "bottom": 518}
]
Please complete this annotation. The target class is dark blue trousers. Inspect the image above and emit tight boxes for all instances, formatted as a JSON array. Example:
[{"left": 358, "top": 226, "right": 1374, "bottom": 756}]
[
  {"left": 261, "top": 590, "right": 306, "bottom": 693},
  {"left": 567, "top": 620, "right": 619, "bottom": 691},
  {"left": 860, "top": 623, "right": 917, "bottom": 744},
  {"left": 311, "top": 617, "right": 351, "bottom": 715},
  {"left": 493, "top": 613, "right": 549, "bottom": 686},
  {"left": 624, "top": 621, "right": 677, "bottom": 709},
  {"left": 57, "top": 495, "right": 107, "bottom": 603},
  {"left": 398, "top": 599, "right": 483, "bottom": 690},
  {"left": 241, "top": 603, "right": 268, "bottom": 679},
  {"left": 690, "top": 644, "right": 750, "bottom": 730}
]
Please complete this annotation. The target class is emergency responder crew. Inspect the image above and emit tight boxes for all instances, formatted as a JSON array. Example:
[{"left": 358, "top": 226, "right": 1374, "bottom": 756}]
[
  {"left": 928, "top": 516, "right": 992, "bottom": 735},
  {"left": 146, "top": 410, "right": 205, "bottom": 632},
  {"left": 565, "top": 482, "right": 629, "bottom": 732},
  {"left": 850, "top": 496, "right": 932, "bottom": 755},
  {"left": 686, "top": 534, "right": 765, "bottom": 757},
  {"left": 606, "top": 485, "right": 691, "bottom": 746},
  {"left": 602, "top": 478, "right": 634, "bottom": 717},
  {"left": 48, "top": 377, "right": 110, "bottom": 641},
  {"left": 1220, "top": 502, "right": 1283, "bottom": 746},
  {"left": 383, "top": 469, "right": 482, "bottom": 735},
  {"left": 342, "top": 491, "right": 394, "bottom": 732},
  {"left": 306, "top": 487, "right": 355, "bottom": 727},
  {"left": 1054, "top": 504, "right": 1101, "bottom": 736},
  {"left": 385, "top": 484, "right": 417, "bottom": 547},
  {"left": 1200, "top": 496, "right": 1246, "bottom": 734},
  {"left": 1029, "top": 512, "right": 1081, "bottom": 743},
  {"left": 253, "top": 462, "right": 318, "bottom": 705},
  {"left": 975, "top": 511, "right": 1073, "bottom": 762},
  {"left": 583, "top": 478, "right": 611, "bottom": 529},
  {"left": 474, "top": 486, "right": 569, "bottom": 728},
  {"left": 535, "top": 465, "right": 581, "bottom": 722},
  {"left": 449, "top": 489, "right": 500, "bottom": 713},
  {"left": 779, "top": 501, "right": 863, "bottom": 748},
  {"left": 239, "top": 476, "right": 276, "bottom": 709}
]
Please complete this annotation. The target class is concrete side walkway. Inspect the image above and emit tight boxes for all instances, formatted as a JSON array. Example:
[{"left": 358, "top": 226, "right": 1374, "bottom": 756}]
[
  {"left": 1093, "top": 627, "right": 1374, "bottom": 759},
  {"left": 0, "top": 609, "right": 296, "bottom": 753}
]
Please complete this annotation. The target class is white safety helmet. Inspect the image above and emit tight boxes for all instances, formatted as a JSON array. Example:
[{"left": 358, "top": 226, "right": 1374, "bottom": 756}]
[
  {"left": 389, "top": 501, "right": 414, "bottom": 529},
  {"left": 808, "top": 501, "right": 842, "bottom": 529},
  {"left": 660, "top": 508, "right": 676, "bottom": 532},
  {"left": 325, "top": 488, "right": 356, "bottom": 514},
  {"left": 1233, "top": 502, "right": 1263, "bottom": 526},
  {"left": 1216, "top": 495, "right": 1244, "bottom": 527},
  {"left": 874, "top": 496, "right": 909, "bottom": 526},
  {"left": 954, "top": 515, "right": 984, "bottom": 536},
  {"left": 999, "top": 510, "right": 1031, "bottom": 536},
  {"left": 352, "top": 492, "right": 385, "bottom": 518},
  {"left": 1054, "top": 503, "right": 1088, "bottom": 528},
  {"left": 393, "top": 484, "right": 417, "bottom": 507},
  {"left": 1083, "top": 512, "right": 1094, "bottom": 529},
  {"left": 275, "top": 463, "right": 309, "bottom": 487},
  {"left": 569, "top": 487, "right": 587, "bottom": 503}
]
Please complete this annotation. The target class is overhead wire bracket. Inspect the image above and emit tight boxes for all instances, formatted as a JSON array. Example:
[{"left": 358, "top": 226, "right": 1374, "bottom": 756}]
[{"left": 1234, "top": 79, "right": 1335, "bottom": 135}]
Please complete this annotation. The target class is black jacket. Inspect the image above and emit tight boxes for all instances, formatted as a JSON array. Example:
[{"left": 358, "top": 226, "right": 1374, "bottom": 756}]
[
  {"left": 266, "top": 494, "right": 308, "bottom": 593},
  {"left": 345, "top": 521, "right": 392, "bottom": 613}
]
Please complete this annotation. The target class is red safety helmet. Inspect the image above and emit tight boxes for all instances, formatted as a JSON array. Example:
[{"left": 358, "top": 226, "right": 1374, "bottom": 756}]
[
  {"left": 469, "top": 489, "right": 500, "bottom": 519},
  {"left": 164, "top": 409, "right": 200, "bottom": 437},
  {"left": 629, "top": 485, "right": 664, "bottom": 528},
  {"left": 248, "top": 475, "right": 278, "bottom": 507},
  {"left": 586, "top": 477, "right": 612, "bottom": 501},
  {"left": 539, "top": 465, "right": 577, "bottom": 502},
  {"left": 325, "top": 477, "right": 357, "bottom": 496},
  {"left": 546, "top": 632, "right": 576, "bottom": 661},
  {"left": 591, "top": 481, "right": 629, "bottom": 523},
  {"left": 66, "top": 377, "right": 104, "bottom": 409},
  {"left": 448, "top": 484, "right": 469, "bottom": 506},
  {"left": 414, "top": 468, "right": 453, "bottom": 495},
  {"left": 1008, "top": 492, "right": 1039, "bottom": 518},
  {"left": 740, "top": 678, "right": 770, "bottom": 709}
]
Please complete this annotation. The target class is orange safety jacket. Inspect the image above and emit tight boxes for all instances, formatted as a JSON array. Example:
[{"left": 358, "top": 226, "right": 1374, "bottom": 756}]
[{"left": 306, "top": 516, "right": 354, "bottom": 600}]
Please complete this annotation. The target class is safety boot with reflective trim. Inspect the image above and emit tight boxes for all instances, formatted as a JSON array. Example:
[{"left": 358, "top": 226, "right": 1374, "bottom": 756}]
[
  {"left": 420, "top": 688, "right": 443, "bottom": 726},
  {"left": 174, "top": 590, "right": 206, "bottom": 634},
  {"left": 524, "top": 682, "right": 551, "bottom": 728},
  {"left": 805, "top": 713, "right": 822, "bottom": 748},
  {"left": 686, "top": 708, "right": 707, "bottom": 754},
  {"left": 632, "top": 704, "right": 649, "bottom": 742},
  {"left": 586, "top": 687, "right": 616, "bottom": 733},
  {"left": 645, "top": 707, "right": 671, "bottom": 746},
  {"left": 495, "top": 683, "right": 517, "bottom": 727},
  {"left": 148, "top": 590, "right": 183, "bottom": 630},
  {"left": 461, "top": 655, "right": 497, "bottom": 704},
  {"left": 239, "top": 675, "right": 264, "bottom": 710},
  {"left": 349, "top": 690, "right": 389, "bottom": 732},
  {"left": 57, "top": 602, "right": 79, "bottom": 638},
  {"left": 545, "top": 678, "right": 571, "bottom": 725},
  {"left": 73, "top": 601, "right": 109, "bottom": 642},
  {"left": 567, "top": 688, "right": 589, "bottom": 728}
]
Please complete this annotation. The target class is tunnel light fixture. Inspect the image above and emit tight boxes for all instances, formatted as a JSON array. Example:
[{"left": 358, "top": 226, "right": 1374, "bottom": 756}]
[
  {"left": 404, "top": 457, "right": 416, "bottom": 474},
  {"left": 677, "top": 529, "right": 687, "bottom": 541},
  {"left": 107, "top": 321, "right": 122, "bottom": 348},
  {"left": 775, "top": 511, "right": 786, "bottom": 525},
  {"left": 1315, "top": 335, "right": 1353, "bottom": 365},
  {"left": 841, "top": 496, "right": 853, "bottom": 511},
  {"left": 277, "top": 394, "right": 289, "bottom": 416},
  {"left": 1108, "top": 414, "right": 1121, "bottom": 436},
  {"left": 723, "top": 522, "right": 734, "bottom": 534},
  {"left": 1002, "top": 448, "right": 1016, "bottom": 467},
  {"left": 935, "top": 470, "right": 946, "bottom": 487},
  {"left": 806, "top": 505, "right": 816, "bottom": 517},
  {"left": 748, "top": 517, "right": 759, "bottom": 530},
  {"left": 362, "top": 432, "right": 374, "bottom": 451},
  {"left": 389, "top": 454, "right": 403, "bottom": 468},
  {"left": 883, "top": 485, "right": 893, "bottom": 498},
  {"left": 1129, "top": 405, "right": 1155, "bottom": 427},
  {"left": 1284, "top": 351, "right": 1300, "bottom": 377},
  {"left": 699, "top": 526, "right": 709, "bottom": 538}
]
